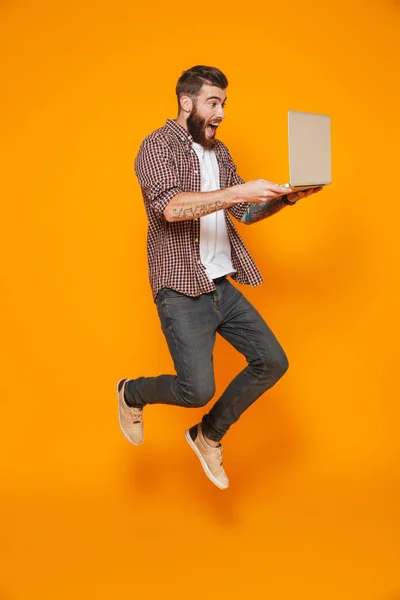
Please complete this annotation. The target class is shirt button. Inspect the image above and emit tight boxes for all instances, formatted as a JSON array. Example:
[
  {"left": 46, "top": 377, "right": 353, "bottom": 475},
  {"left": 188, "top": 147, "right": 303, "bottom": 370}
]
[{"left": 195, "top": 238, "right": 198, "bottom": 242}]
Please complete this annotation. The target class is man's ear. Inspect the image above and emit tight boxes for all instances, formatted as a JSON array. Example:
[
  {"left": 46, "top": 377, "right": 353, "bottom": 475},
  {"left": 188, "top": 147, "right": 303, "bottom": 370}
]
[{"left": 179, "top": 95, "right": 193, "bottom": 114}]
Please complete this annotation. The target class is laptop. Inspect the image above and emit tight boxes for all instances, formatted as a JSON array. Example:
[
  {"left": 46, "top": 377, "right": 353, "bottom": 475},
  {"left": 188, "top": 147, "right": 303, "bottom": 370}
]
[{"left": 281, "top": 110, "right": 332, "bottom": 192}]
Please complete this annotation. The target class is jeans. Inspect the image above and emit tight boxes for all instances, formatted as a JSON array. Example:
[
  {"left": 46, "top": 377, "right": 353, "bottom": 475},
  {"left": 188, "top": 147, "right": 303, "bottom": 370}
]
[{"left": 125, "top": 277, "right": 289, "bottom": 442}]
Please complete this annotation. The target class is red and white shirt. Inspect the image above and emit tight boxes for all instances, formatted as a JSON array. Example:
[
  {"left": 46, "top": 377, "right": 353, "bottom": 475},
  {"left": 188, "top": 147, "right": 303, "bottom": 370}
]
[{"left": 134, "top": 118, "right": 263, "bottom": 300}]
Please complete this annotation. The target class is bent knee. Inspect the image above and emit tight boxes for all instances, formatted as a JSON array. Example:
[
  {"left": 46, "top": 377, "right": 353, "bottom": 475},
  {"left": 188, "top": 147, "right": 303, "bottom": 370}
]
[
  {"left": 274, "top": 353, "right": 289, "bottom": 378},
  {"left": 179, "top": 382, "right": 215, "bottom": 407},
  {"left": 254, "top": 352, "right": 289, "bottom": 380}
]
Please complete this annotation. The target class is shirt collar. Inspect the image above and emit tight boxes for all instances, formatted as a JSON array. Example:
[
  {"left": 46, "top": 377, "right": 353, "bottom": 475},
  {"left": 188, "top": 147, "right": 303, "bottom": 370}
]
[
  {"left": 191, "top": 141, "right": 205, "bottom": 157},
  {"left": 165, "top": 118, "right": 193, "bottom": 144}
]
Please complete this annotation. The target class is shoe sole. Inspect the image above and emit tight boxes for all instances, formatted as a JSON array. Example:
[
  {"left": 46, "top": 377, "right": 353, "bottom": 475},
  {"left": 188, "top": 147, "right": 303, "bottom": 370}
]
[
  {"left": 184, "top": 430, "right": 229, "bottom": 490},
  {"left": 117, "top": 378, "right": 143, "bottom": 446}
]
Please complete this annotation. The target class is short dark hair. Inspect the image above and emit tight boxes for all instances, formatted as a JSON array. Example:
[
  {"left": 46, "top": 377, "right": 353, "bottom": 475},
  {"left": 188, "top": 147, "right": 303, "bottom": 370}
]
[{"left": 176, "top": 65, "right": 228, "bottom": 111}]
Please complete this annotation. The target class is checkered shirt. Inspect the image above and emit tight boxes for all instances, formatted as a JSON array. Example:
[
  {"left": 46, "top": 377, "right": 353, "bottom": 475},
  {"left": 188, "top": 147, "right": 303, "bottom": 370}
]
[{"left": 134, "top": 118, "right": 263, "bottom": 301}]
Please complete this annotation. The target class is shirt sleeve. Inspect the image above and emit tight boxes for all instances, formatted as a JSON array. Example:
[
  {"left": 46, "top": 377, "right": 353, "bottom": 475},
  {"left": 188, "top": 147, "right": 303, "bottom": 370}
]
[
  {"left": 134, "top": 135, "right": 181, "bottom": 215},
  {"left": 225, "top": 152, "right": 250, "bottom": 222}
]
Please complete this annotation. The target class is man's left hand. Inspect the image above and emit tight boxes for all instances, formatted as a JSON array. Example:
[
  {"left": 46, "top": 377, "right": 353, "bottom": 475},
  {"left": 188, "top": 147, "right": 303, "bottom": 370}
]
[{"left": 286, "top": 186, "right": 324, "bottom": 204}]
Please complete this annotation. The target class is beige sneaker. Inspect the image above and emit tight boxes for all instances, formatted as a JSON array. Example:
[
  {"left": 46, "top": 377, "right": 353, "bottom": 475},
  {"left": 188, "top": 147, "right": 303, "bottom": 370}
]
[
  {"left": 117, "top": 378, "right": 144, "bottom": 445},
  {"left": 185, "top": 424, "right": 229, "bottom": 490}
]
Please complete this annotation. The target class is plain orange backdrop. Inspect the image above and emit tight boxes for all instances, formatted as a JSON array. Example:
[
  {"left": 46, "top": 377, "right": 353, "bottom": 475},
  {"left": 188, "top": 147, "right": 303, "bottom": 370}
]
[{"left": 1, "top": 0, "right": 400, "bottom": 598}]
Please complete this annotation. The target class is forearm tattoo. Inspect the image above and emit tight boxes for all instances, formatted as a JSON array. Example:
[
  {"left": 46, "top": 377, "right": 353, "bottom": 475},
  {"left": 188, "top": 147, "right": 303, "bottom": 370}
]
[
  {"left": 170, "top": 200, "right": 227, "bottom": 221},
  {"left": 241, "top": 196, "right": 289, "bottom": 225}
]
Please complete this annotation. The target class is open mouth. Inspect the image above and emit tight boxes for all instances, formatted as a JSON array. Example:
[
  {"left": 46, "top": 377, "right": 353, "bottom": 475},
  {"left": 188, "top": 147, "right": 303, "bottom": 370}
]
[{"left": 206, "top": 122, "right": 220, "bottom": 136}]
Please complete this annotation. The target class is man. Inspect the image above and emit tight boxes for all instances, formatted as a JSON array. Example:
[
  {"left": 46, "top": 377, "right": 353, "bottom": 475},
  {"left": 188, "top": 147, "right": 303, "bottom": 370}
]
[{"left": 117, "top": 65, "right": 322, "bottom": 490}]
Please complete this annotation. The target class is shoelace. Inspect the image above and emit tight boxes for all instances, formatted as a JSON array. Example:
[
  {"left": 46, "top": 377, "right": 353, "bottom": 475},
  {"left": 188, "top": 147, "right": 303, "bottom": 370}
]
[
  {"left": 205, "top": 440, "right": 223, "bottom": 466},
  {"left": 129, "top": 406, "right": 142, "bottom": 424}
]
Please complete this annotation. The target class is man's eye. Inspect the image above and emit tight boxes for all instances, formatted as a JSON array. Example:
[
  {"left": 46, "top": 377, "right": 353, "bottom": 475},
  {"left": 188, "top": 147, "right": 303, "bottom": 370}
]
[{"left": 210, "top": 102, "right": 216, "bottom": 107}]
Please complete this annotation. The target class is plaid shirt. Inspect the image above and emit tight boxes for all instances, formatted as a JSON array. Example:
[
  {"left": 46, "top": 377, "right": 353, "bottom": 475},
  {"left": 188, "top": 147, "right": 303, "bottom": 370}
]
[{"left": 134, "top": 118, "right": 263, "bottom": 301}]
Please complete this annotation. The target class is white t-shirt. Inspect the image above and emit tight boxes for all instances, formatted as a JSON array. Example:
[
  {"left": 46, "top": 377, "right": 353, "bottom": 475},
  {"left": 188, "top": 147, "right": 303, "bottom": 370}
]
[{"left": 191, "top": 142, "right": 236, "bottom": 281}]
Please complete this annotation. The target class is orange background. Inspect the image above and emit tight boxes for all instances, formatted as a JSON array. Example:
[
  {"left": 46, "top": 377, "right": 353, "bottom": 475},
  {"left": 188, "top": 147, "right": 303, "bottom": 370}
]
[{"left": 1, "top": 0, "right": 400, "bottom": 598}]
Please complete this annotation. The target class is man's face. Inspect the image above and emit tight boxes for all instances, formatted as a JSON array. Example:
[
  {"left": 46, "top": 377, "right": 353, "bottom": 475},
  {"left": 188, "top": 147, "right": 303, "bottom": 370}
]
[{"left": 186, "top": 84, "right": 227, "bottom": 148}]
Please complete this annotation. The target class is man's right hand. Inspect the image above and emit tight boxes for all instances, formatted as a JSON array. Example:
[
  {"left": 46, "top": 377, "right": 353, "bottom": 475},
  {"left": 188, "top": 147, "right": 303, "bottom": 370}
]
[{"left": 238, "top": 179, "right": 293, "bottom": 204}]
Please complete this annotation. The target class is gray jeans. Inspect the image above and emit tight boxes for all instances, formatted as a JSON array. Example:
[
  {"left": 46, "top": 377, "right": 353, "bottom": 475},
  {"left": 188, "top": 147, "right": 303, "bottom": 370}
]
[{"left": 125, "top": 277, "right": 289, "bottom": 441}]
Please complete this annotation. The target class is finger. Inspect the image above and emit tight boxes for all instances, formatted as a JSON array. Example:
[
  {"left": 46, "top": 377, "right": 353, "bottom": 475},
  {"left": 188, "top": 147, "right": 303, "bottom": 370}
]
[
  {"left": 287, "top": 192, "right": 300, "bottom": 201},
  {"left": 269, "top": 183, "right": 291, "bottom": 193},
  {"left": 303, "top": 187, "right": 322, "bottom": 198}
]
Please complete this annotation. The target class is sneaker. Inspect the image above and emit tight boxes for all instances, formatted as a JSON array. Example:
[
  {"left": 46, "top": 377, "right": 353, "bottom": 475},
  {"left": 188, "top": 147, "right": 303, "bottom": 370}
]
[
  {"left": 185, "top": 424, "right": 229, "bottom": 490},
  {"left": 117, "top": 378, "right": 144, "bottom": 445}
]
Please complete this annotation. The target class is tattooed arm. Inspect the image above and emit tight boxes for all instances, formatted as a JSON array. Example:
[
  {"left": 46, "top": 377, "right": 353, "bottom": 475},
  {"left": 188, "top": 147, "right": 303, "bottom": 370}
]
[
  {"left": 164, "top": 187, "right": 243, "bottom": 222},
  {"left": 241, "top": 195, "right": 293, "bottom": 224}
]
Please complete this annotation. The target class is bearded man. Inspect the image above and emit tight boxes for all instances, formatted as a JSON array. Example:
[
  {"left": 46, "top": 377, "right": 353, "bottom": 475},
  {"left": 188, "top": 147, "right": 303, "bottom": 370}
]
[{"left": 117, "top": 65, "right": 322, "bottom": 489}]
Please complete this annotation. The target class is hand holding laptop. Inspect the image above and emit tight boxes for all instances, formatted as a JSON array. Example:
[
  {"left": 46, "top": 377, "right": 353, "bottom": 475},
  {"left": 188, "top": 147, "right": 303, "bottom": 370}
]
[
  {"left": 285, "top": 185, "right": 324, "bottom": 204},
  {"left": 239, "top": 179, "right": 296, "bottom": 204},
  {"left": 239, "top": 179, "right": 323, "bottom": 206}
]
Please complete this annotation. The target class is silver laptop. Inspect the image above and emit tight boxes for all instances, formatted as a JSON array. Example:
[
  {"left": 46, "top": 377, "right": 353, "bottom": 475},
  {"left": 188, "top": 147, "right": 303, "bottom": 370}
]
[{"left": 282, "top": 110, "right": 332, "bottom": 192}]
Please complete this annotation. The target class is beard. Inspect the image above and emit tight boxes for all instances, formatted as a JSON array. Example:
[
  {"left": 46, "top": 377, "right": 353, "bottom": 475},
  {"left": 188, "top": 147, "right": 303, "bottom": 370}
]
[{"left": 186, "top": 103, "right": 216, "bottom": 149}]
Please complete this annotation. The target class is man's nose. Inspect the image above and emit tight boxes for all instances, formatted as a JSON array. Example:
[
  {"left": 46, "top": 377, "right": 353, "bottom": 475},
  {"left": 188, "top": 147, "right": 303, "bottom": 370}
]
[{"left": 217, "top": 106, "right": 225, "bottom": 119}]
